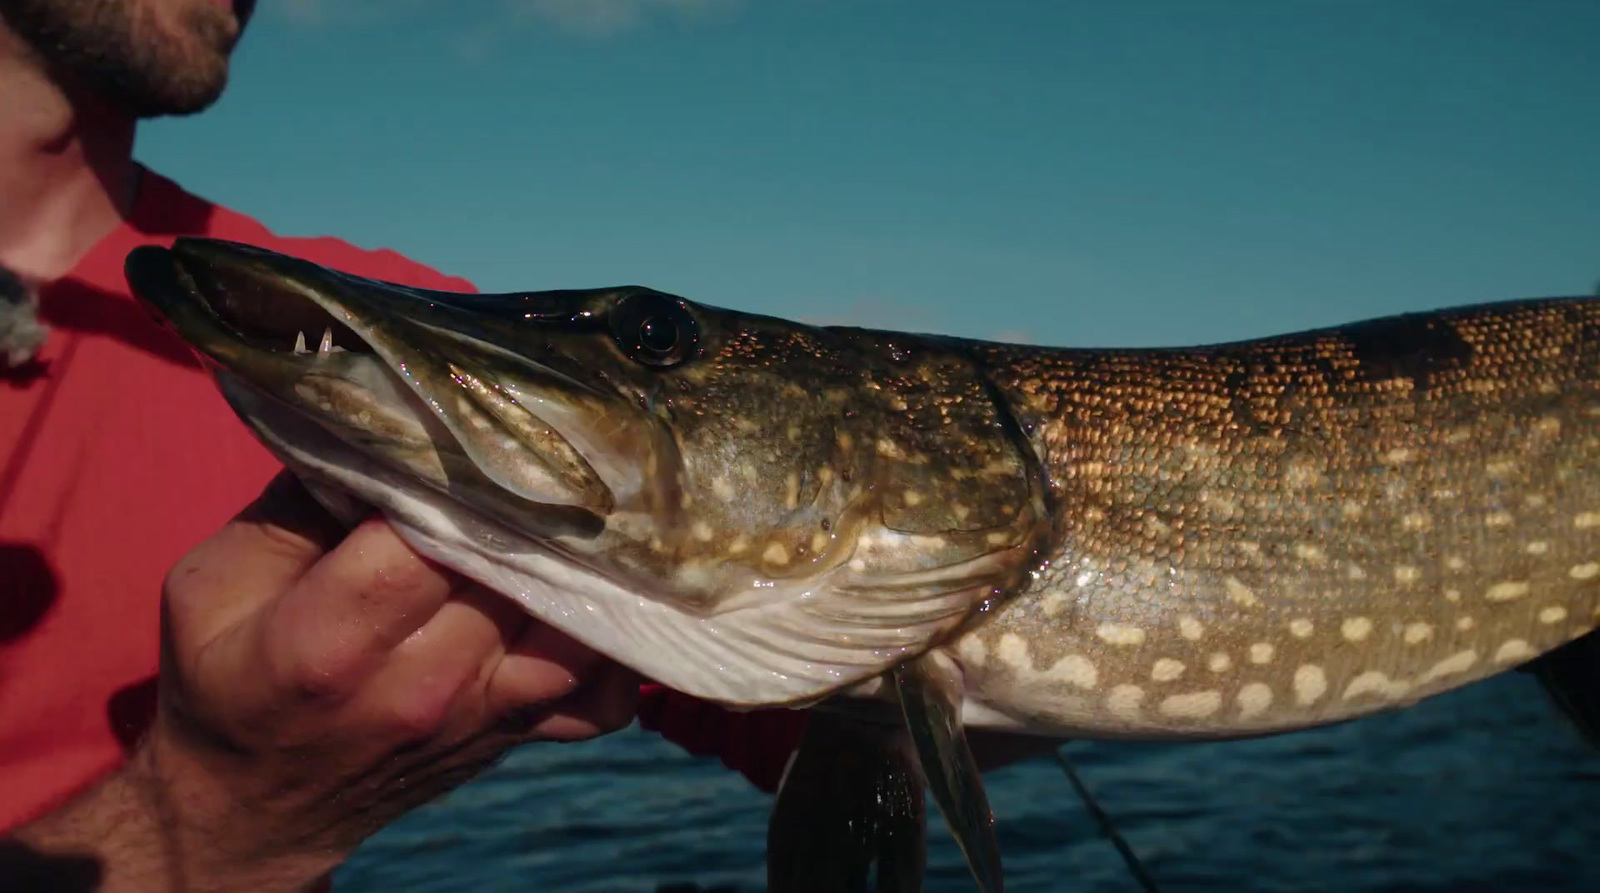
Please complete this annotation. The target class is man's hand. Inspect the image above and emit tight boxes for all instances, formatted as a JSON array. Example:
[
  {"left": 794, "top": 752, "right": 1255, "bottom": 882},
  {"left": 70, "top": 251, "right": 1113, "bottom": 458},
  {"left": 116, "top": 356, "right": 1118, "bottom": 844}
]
[{"left": 10, "top": 471, "right": 638, "bottom": 892}]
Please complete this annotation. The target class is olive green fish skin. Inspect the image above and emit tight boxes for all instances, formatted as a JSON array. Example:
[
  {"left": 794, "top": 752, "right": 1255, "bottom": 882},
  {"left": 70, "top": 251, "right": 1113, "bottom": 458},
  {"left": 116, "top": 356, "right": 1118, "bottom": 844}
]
[
  {"left": 946, "top": 297, "right": 1600, "bottom": 738},
  {"left": 125, "top": 238, "right": 1599, "bottom": 726}
]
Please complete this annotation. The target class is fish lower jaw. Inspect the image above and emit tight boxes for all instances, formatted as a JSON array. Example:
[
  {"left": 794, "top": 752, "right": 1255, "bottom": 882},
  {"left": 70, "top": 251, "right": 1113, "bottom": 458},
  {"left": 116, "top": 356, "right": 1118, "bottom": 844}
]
[{"left": 213, "top": 373, "right": 968, "bottom": 710}]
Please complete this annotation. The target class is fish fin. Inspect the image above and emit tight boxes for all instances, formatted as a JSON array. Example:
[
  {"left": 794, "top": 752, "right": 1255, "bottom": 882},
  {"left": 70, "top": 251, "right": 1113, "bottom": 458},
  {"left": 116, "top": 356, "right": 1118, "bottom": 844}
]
[
  {"left": 893, "top": 655, "right": 1004, "bottom": 893},
  {"left": 767, "top": 708, "right": 927, "bottom": 893},
  {"left": 1522, "top": 628, "right": 1600, "bottom": 749}
]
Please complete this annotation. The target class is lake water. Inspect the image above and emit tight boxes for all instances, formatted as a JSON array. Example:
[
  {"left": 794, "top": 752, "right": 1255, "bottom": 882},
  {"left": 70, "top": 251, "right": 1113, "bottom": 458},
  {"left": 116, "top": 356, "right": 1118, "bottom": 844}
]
[{"left": 335, "top": 671, "right": 1599, "bottom": 893}]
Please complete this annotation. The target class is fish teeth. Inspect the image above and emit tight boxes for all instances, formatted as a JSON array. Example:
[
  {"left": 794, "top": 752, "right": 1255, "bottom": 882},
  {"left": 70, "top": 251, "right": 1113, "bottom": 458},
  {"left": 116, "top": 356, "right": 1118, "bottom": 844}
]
[
  {"left": 319, "top": 327, "right": 334, "bottom": 355},
  {"left": 293, "top": 330, "right": 308, "bottom": 355}
]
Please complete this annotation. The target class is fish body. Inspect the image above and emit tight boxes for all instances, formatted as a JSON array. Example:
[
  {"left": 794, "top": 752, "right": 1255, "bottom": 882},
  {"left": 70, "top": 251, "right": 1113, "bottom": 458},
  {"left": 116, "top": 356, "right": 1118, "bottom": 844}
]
[
  {"left": 124, "top": 238, "right": 1600, "bottom": 889},
  {"left": 943, "top": 304, "right": 1600, "bottom": 740}
]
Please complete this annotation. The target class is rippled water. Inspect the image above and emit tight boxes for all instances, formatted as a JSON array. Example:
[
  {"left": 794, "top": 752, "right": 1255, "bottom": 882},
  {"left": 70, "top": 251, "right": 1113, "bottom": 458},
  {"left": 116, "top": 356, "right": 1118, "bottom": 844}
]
[{"left": 335, "top": 672, "right": 1599, "bottom": 892}]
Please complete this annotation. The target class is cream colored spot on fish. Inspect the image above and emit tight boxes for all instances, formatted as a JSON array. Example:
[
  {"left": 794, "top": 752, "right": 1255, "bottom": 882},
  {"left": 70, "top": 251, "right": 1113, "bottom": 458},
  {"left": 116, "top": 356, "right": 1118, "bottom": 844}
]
[
  {"left": 1403, "top": 622, "right": 1433, "bottom": 645},
  {"left": 711, "top": 477, "right": 735, "bottom": 499},
  {"left": 836, "top": 431, "right": 853, "bottom": 451},
  {"left": 985, "top": 531, "right": 1012, "bottom": 546},
  {"left": 1096, "top": 624, "right": 1146, "bottom": 647},
  {"left": 1106, "top": 684, "right": 1144, "bottom": 719},
  {"left": 1444, "top": 588, "right": 1462, "bottom": 602},
  {"left": 1485, "top": 459, "right": 1517, "bottom": 478},
  {"left": 1341, "top": 617, "right": 1373, "bottom": 642},
  {"left": 1047, "top": 655, "right": 1099, "bottom": 690},
  {"left": 1236, "top": 541, "right": 1261, "bottom": 557},
  {"left": 762, "top": 542, "right": 790, "bottom": 566},
  {"left": 997, "top": 634, "right": 1032, "bottom": 671},
  {"left": 1456, "top": 616, "right": 1475, "bottom": 631},
  {"left": 1293, "top": 665, "right": 1328, "bottom": 705},
  {"left": 1151, "top": 658, "right": 1185, "bottom": 683},
  {"left": 1445, "top": 426, "right": 1474, "bottom": 444},
  {"left": 817, "top": 466, "right": 834, "bottom": 486},
  {"left": 1485, "top": 580, "right": 1530, "bottom": 602},
  {"left": 1539, "top": 606, "right": 1568, "bottom": 625},
  {"left": 1570, "top": 562, "right": 1600, "bottom": 580},
  {"left": 1342, "top": 501, "right": 1364, "bottom": 520},
  {"left": 1237, "top": 683, "right": 1273, "bottom": 719},
  {"left": 1294, "top": 543, "right": 1327, "bottom": 564},
  {"left": 1178, "top": 617, "right": 1204, "bottom": 641},
  {"left": 1401, "top": 513, "right": 1432, "bottom": 532},
  {"left": 1445, "top": 555, "right": 1466, "bottom": 571},
  {"left": 1225, "top": 577, "right": 1260, "bottom": 608},
  {"left": 957, "top": 635, "right": 987, "bottom": 668},
  {"left": 1347, "top": 563, "right": 1367, "bottom": 581},
  {"left": 1159, "top": 690, "right": 1222, "bottom": 719},
  {"left": 1575, "top": 512, "right": 1600, "bottom": 529},
  {"left": 1383, "top": 448, "right": 1415, "bottom": 465},
  {"left": 1394, "top": 565, "right": 1422, "bottom": 585},
  {"left": 1249, "top": 643, "right": 1274, "bottom": 664},
  {"left": 1525, "top": 493, "right": 1548, "bottom": 508},
  {"left": 1526, "top": 541, "right": 1551, "bottom": 556},
  {"left": 727, "top": 535, "right": 748, "bottom": 556},
  {"left": 691, "top": 521, "right": 715, "bottom": 542},
  {"left": 786, "top": 423, "right": 801, "bottom": 442},
  {"left": 875, "top": 438, "right": 904, "bottom": 458},
  {"left": 783, "top": 473, "right": 800, "bottom": 510},
  {"left": 1284, "top": 457, "right": 1324, "bottom": 489},
  {"left": 1418, "top": 649, "right": 1478, "bottom": 684},
  {"left": 952, "top": 502, "right": 970, "bottom": 522},
  {"left": 1208, "top": 652, "right": 1232, "bottom": 673},
  {"left": 1040, "top": 591, "right": 1071, "bottom": 618},
  {"left": 1535, "top": 416, "right": 1561, "bottom": 436},
  {"left": 1289, "top": 619, "right": 1315, "bottom": 639},
  {"left": 810, "top": 530, "right": 830, "bottom": 554},
  {"left": 1484, "top": 511, "right": 1514, "bottom": 528},
  {"left": 1494, "top": 639, "right": 1535, "bottom": 664},
  {"left": 1343, "top": 671, "right": 1410, "bottom": 701}
]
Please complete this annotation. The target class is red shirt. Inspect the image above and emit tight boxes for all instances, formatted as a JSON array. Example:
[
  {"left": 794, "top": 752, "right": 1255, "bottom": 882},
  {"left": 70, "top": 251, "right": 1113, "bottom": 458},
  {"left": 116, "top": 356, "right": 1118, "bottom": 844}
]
[{"left": 0, "top": 169, "right": 806, "bottom": 832}]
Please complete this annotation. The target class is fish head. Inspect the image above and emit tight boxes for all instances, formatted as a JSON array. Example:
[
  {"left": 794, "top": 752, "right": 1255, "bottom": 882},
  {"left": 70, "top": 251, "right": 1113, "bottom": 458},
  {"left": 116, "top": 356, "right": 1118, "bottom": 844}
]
[{"left": 126, "top": 238, "right": 1047, "bottom": 707}]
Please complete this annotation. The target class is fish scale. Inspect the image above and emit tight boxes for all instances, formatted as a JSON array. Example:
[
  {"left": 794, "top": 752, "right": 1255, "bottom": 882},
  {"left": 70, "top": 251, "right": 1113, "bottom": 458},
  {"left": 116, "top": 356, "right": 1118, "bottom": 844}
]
[{"left": 949, "top": 298, "right": 1600, "bottom": 738}]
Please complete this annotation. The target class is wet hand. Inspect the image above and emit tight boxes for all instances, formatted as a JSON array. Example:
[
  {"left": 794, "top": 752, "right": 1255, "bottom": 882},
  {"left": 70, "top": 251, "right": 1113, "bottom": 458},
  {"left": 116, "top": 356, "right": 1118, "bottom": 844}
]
[{"left": 131, "top": 470, "right": 638, "bottom": 883}]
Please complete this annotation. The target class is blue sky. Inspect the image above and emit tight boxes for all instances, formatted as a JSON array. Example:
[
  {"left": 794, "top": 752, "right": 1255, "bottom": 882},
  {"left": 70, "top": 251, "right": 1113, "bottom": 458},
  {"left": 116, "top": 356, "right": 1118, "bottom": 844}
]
[{"left": 138, "top": 0, "right": 1600, "bottom": 348}]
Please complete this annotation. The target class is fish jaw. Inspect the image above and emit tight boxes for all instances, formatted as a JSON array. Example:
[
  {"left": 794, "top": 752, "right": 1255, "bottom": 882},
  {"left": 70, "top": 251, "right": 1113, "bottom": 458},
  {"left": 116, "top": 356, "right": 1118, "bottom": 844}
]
[{"left": 124, "top": 238, "right": 1049, "bottom": 709}]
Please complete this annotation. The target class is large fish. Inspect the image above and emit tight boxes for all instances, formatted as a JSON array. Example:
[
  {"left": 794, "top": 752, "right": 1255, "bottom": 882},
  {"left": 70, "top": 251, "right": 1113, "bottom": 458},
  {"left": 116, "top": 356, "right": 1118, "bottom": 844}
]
[{"left": 125, "top": 238, "right": 1600, "bottom": 891}]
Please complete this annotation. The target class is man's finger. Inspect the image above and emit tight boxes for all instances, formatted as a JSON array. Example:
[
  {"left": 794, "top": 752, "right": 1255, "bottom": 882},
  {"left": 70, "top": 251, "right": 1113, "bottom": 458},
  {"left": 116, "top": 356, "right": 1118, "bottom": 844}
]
[
  {"left": 163, "top": 470, "right": 350, "bottom": 650},
  {"left": 519, "top": 660, "right": 641, "bottom": 742},
  {"left": 343, "top": 584, "right": 528, "bottom": 741},
  {"left": 487, "top": 620, "right": 609, "bottom": 716},
  {"left": 260, "top": 517, "right": 460, "bottom": 706}
]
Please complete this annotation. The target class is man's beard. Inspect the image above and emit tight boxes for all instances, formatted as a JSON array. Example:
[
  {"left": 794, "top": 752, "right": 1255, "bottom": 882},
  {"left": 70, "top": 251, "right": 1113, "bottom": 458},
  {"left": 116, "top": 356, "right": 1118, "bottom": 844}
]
[{"left": 0, "top": 0, "right": 248, "bottom": 118}]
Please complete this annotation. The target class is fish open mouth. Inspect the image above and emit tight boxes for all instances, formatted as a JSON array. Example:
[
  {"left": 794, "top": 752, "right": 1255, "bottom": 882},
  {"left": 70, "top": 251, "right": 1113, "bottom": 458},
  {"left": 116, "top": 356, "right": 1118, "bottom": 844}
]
[
  {"left": 128, "top": 238, "right": 375, "bottom": 359},
  {"left": 126, "top": 238, "right": 619, "bottom": 531}
]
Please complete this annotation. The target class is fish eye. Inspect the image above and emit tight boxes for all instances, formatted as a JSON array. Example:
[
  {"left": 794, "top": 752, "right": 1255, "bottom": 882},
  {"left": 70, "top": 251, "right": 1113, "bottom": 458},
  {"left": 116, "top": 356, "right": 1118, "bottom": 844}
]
[{"left": 609, "top": 291, "right": 700, "bottom": 368}]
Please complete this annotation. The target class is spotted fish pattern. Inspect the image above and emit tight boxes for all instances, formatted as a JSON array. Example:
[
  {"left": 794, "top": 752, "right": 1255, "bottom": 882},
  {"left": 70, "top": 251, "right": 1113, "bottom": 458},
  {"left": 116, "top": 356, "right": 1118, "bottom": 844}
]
[{"left": 949, "top": 297, "right": 1600, "bottom": 737}]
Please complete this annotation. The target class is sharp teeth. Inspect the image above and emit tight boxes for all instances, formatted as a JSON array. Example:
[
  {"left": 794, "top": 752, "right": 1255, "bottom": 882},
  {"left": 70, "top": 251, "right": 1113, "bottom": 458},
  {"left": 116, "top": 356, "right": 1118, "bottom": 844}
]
[
  {"left": 293, "top": 331, "right": 308, "bottom": 354},
  {"left": 319, "top": 327, "right": 334, "bottom": 355}
]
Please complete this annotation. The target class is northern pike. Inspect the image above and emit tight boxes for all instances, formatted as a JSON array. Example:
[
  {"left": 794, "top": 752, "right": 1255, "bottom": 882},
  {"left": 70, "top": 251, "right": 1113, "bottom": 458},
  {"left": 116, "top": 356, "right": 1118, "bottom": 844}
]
[{"left": 125, "top": 238, "right": 1600, "bottom": 892}]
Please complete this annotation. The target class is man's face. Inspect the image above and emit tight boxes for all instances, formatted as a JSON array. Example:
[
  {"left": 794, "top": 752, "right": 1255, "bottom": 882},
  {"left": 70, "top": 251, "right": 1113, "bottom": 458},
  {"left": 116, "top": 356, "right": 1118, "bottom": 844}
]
[{"left": 0, "top": 0, "right": 258, "bottom": 118}]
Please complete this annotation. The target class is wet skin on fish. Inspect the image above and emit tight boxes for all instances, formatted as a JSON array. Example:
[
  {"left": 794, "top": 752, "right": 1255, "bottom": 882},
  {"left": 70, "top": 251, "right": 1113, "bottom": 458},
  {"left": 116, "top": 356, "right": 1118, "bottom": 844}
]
[{"left": 125, "top": 238, "right": 1600, "bottom": 888}]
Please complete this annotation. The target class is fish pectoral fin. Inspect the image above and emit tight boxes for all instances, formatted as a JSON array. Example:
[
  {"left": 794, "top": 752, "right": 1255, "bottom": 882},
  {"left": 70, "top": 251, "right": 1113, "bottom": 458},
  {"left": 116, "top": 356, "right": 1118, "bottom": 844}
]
[
  {"left": 893, "top": 654, "right": 1004, "bottom": 893},
  {"left": 767, "top": 709, "right": 927, "bottom": 893},
  {"left": 1521, "top": 628, "right": 1600, "bottom": 750}
]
